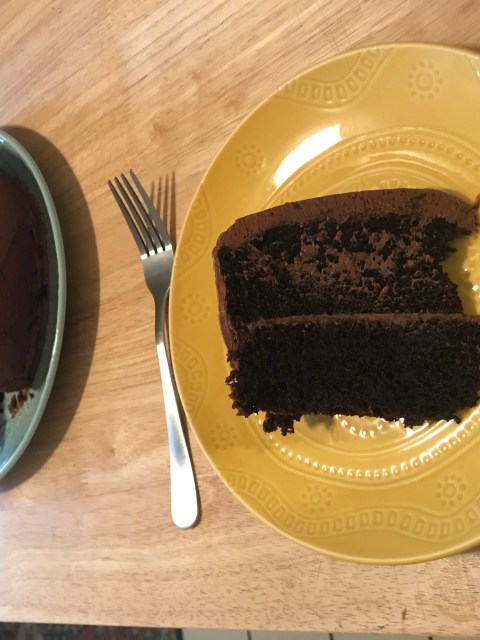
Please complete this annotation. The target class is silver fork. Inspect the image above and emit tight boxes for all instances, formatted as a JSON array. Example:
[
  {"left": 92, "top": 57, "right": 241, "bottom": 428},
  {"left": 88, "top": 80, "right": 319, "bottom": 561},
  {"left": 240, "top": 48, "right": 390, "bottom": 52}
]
[{"left": 108, "top": 170, "right": 199, "bottom": 529}]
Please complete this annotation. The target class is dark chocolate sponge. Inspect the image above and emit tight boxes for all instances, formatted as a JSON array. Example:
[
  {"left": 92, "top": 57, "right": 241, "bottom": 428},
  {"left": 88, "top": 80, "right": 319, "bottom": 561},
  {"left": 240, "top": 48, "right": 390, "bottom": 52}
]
[{"left": 227, "top": 314, "right": 480, "bottom": 434}]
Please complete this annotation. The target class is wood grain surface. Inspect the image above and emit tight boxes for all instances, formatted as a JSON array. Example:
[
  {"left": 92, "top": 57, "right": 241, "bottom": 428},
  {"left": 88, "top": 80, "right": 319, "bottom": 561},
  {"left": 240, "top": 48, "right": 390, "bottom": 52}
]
[{"left": 1, "top": 0, "right": 480, "bottom": 633}]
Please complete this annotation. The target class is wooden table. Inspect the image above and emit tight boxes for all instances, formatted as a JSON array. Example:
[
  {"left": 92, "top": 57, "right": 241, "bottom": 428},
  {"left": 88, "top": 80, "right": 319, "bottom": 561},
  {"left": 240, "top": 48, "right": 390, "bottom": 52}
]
[{"left": 1, "top": 0, "right": 480, "bottom": 634}]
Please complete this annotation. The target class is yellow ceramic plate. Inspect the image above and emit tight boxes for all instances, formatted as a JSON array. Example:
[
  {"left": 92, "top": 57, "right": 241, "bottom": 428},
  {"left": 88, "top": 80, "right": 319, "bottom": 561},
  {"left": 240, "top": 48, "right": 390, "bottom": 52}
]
[{"left": 170, "top": 43, "right": 480, "bottom": 564}]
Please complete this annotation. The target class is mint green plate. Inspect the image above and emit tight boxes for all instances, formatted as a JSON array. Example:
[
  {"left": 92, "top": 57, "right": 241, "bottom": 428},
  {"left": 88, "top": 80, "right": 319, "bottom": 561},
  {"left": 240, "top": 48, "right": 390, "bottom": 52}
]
[{"left": 0, "top": 130, "right": 66, "bottom": 478}]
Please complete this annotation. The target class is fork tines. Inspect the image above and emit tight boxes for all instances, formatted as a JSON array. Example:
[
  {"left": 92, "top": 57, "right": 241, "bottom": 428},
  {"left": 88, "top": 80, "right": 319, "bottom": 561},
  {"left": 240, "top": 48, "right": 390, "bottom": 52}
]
[{"left": 108, "top": 170, "right": 173, "bottom": 256}]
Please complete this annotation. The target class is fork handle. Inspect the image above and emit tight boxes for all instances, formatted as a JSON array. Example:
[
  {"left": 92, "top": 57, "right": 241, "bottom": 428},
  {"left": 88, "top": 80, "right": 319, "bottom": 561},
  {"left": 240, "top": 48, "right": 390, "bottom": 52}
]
[{"left": 155, "top": 296, "right": 199, "bottom": 529}]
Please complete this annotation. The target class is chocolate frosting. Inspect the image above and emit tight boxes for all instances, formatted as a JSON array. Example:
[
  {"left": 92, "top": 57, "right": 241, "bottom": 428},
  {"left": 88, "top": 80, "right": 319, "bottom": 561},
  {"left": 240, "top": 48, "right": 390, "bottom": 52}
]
[
  {"left": 0, "top": 174, "right": 48, "bottom": 391},
  {"left": 230, "top": 312, "right": 480, "bottom": 350},
  {"left": 215, "top": 189, "right": 476, "bottom": 249},
  {"left": 246, "top": 311, "right": 480, "bottom": 330}
]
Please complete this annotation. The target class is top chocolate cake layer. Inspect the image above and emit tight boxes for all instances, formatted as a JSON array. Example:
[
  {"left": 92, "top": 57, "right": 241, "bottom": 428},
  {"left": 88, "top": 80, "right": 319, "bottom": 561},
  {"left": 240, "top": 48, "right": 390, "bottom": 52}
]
[{"left": 213, "top": 189, "right": 477, "bottom": 348}]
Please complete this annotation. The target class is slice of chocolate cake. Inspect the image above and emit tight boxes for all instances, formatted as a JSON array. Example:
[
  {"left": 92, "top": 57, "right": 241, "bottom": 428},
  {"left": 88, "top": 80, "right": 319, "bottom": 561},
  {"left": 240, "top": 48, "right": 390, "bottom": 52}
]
[
  {"left": 0, "top": 173, "right": 48, "bottom": 391},
  {"left": 227, "top": 314, "right": 480, "bottom": 434},
  {"left": 213, "top": 189, "right": 480, "bottom": 433}
]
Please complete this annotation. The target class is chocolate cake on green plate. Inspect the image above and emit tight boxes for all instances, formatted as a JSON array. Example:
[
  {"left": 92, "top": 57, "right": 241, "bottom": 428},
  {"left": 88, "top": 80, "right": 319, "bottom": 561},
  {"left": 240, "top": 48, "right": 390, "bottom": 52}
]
[{"left": 0, "top": 173, "right": 48, "bottom": 392}]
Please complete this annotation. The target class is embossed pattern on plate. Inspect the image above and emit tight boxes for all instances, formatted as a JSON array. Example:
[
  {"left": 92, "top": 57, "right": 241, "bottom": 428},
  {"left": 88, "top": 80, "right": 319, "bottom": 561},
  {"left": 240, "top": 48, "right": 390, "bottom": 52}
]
[{"left": 170, "top": 44, "right": 480, "bottom": 564}]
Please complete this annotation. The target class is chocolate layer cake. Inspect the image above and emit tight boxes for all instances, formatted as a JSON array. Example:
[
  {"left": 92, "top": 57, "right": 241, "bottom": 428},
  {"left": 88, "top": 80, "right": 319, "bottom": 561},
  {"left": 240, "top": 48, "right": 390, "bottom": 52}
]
[
  {"left": 213, "top": 189, "right": 480, "bottom": 433},
  {"left": 228, "top": 314, "right": 480, "bottom": 433},
  {"left": 214, "top": 189, "right": 476, "bottom": 348},
  {"left": 0, "top": 173, "right": 48, "bottom": 391}
]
